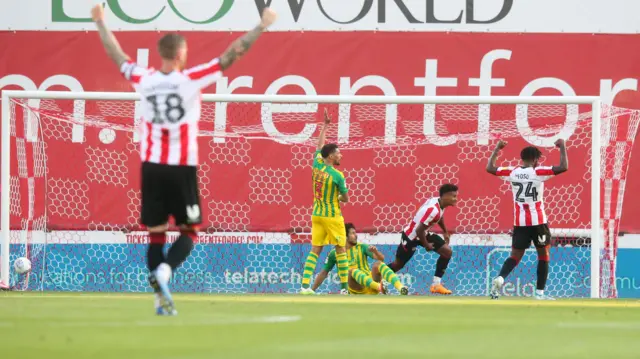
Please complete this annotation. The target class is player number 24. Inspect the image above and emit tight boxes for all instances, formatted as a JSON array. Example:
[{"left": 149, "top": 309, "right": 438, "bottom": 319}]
[
  {"left": 147, "top": 94, "right": 186, "bottom": 124},
  {"left": 514, "top": 182, "right": 538, "bottom": 202}
]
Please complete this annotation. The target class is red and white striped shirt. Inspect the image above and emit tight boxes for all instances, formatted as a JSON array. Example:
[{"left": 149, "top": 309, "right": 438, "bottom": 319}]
[
  {"left": 496, "top": 166, "right": 556, "bottom": 227},
  {"left": 404, "top": 197, "right": 444, "bottom": 240},
  {"left": 121, "top": 59, "right": 223, "bottom": 166}
]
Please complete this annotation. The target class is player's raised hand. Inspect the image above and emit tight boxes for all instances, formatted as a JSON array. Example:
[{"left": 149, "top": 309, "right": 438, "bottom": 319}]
[
  {"left": 495, "top": 140, "right": 507, "bottom": 150},
  {"left": 260, "top": 7, "right": 277, "bottom": 29},
  {"left": 323, "top": 108, "right": 331, "bottom": 125},
  {"left": 369, "top": 245, "right": 378, "bottom": 253},
  {"left": 554, "top": 138, "right": 566, "bottom": 148},
  {"left": 91, "top": 3, "right": 105, "bottom": 22}
]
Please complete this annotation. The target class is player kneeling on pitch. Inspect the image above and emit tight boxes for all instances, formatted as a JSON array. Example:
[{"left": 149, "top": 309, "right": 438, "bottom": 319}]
[
  {"left": 387, "top": 184, "right": 458, "bottom": 295},
  {"left": 312, "top": 223, "right": 409, "bottom": 295}
]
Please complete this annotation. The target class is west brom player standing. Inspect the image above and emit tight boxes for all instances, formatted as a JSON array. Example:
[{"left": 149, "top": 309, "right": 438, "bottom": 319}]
[
  {"left": 91, "top": 4, "right": 277, "bottom": 315},
  {"left": 486, "top": 139, "right": 568, "bottom": 300},
  {"left": 387, "top": 184, "right": 458, "bottom": 295},
  {"left": 300, "top": 109, "right": 351, "bottom": 295}
]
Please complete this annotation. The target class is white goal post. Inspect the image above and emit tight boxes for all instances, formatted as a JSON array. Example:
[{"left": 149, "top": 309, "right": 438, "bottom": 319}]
[{"left": 1, "top": 90, "right": 603, "bottom": 297}]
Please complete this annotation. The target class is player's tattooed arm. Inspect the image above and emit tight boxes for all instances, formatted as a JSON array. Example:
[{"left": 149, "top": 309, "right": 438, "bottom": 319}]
[
  {"left": 415, "top": 223, "right": 434, "bottom": 251},
  {"left": 219, "top": 8, "right": 277, "bottom": 70},
  {"left": 219, "top": 25, "right": 264, "bottom": 70},
  {"left": 91, "top": 4, "right": 130, "bottom": 68},
  {"left": 552, "top": 138, "right": 568, "bottom": 174},
  {"left": 311, "top": 269, "right": 329, "bottom": 291},
  {"left": 486, "top": 140, "right": 507, "bottom": 175}
]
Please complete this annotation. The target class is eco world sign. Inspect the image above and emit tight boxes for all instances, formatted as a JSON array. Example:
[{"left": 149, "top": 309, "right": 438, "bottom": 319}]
[{"left": 2, "top": 0, "right": 639, "bottom": 33}]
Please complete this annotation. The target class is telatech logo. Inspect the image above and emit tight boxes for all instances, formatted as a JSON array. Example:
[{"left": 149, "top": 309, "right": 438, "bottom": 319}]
[{"left": 51, "top": 0, "right": 513, "bottom": 26}]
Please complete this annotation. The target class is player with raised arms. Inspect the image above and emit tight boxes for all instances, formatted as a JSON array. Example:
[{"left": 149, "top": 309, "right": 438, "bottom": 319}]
[
  {"left": 387, "top": 184, "right": 458, "bottom": 295},
  {"left": 91, "top": 4, "right": 277, "bottom": 315},
  {"left": 486, "top": 139, "right": 568, "bottom": 300},
  {"left": 312, "top": 223, "right": 409, "bottom": 295},
  {"left": 300, "top": 109, "right": 350, "bottom": 295}
]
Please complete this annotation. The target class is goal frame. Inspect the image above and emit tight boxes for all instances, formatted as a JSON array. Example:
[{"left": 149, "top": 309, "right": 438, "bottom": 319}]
[{"left": 0, "top": 90, "right": 602, "bottom": 297}]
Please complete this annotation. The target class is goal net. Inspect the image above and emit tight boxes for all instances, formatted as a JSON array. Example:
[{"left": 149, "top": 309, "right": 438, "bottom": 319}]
[{"left": 2, "top": 92, "right": 638, "bottom": 298}]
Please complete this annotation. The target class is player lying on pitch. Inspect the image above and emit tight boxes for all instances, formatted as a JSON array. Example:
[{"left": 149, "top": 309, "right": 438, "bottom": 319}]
[
  {"left": 387, "top": 184, "right": 458, "bottom": 295},
  {"left": 312, "top": 223, "right": 409, "bottom": 295}
]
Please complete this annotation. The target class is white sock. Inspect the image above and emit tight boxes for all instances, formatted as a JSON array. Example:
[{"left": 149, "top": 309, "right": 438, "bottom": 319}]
[
  {"left": 536, "top": 289, "right": 544, "bottom": 296},
  {"left": 433, "top": 276, "right": 442, "bottom": 285}
]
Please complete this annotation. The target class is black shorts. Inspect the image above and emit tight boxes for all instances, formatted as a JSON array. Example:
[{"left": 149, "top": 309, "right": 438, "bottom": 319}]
[
  {"left": 512, "top": 224, "right": 552, "bottom": 250},
  {"left": 394, "top": 232, "right": 446, "bottom": 265},
  {"left": 140, "top": 162, "right": 202, "bottom": 227}
]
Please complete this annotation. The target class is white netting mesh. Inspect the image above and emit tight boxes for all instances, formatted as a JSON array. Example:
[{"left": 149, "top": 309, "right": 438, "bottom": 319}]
[{"left": 2, "top": 96, "right": 639, "bottom": 298}]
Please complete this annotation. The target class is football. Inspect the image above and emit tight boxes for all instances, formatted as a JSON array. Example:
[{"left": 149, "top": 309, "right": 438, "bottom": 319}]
[{"left": 14, "top": 257, "right": 31, "bottom": 274}]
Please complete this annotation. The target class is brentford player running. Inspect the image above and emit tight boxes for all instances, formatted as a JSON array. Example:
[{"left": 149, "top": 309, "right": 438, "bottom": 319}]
[
  {"left": 486, "top": 139, "right": 568, "bottom": 300},
  {"left": 91, "top": 4, "right": 277, "bottom": 315},
  {"left": 387, "top": 184, "right": 458, "bottom": 295}
]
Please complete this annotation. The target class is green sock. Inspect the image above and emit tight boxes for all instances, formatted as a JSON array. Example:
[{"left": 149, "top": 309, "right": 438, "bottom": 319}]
[
  {"left": 352, "top": 269, "right": 380, "bottom": 291},
  {"left": 379, "top": 263, "right": 404, "bottom": 291},
  {"left": 336, "top": 251, "right": 349, "bottom": 290},
  {"left": 301, "top": 252, "right": 319, "bottom": 289}
]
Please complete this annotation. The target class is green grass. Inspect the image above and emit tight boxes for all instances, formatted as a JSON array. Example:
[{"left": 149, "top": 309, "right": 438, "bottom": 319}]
[{"left": 1, "top": 293, "right": 639, "bottom": 359}]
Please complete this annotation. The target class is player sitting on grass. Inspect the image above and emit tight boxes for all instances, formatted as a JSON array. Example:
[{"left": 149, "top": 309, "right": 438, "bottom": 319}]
[
  {"left": 387, "top": 184, "right": 458, "bottom": 295},
  {"left": 312, "top": 223, "right": 409, "bottom": 295}
]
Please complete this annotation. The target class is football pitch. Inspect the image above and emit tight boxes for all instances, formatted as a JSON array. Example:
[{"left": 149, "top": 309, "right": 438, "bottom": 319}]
[{"left": 1, "top": 293, "right": 639, "bottom": 359}]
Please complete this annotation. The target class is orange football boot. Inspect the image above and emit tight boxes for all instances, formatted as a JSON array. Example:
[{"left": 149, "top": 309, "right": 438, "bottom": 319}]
[{"left": 430, "top": 283, "right": 452, "bottom": 295}]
